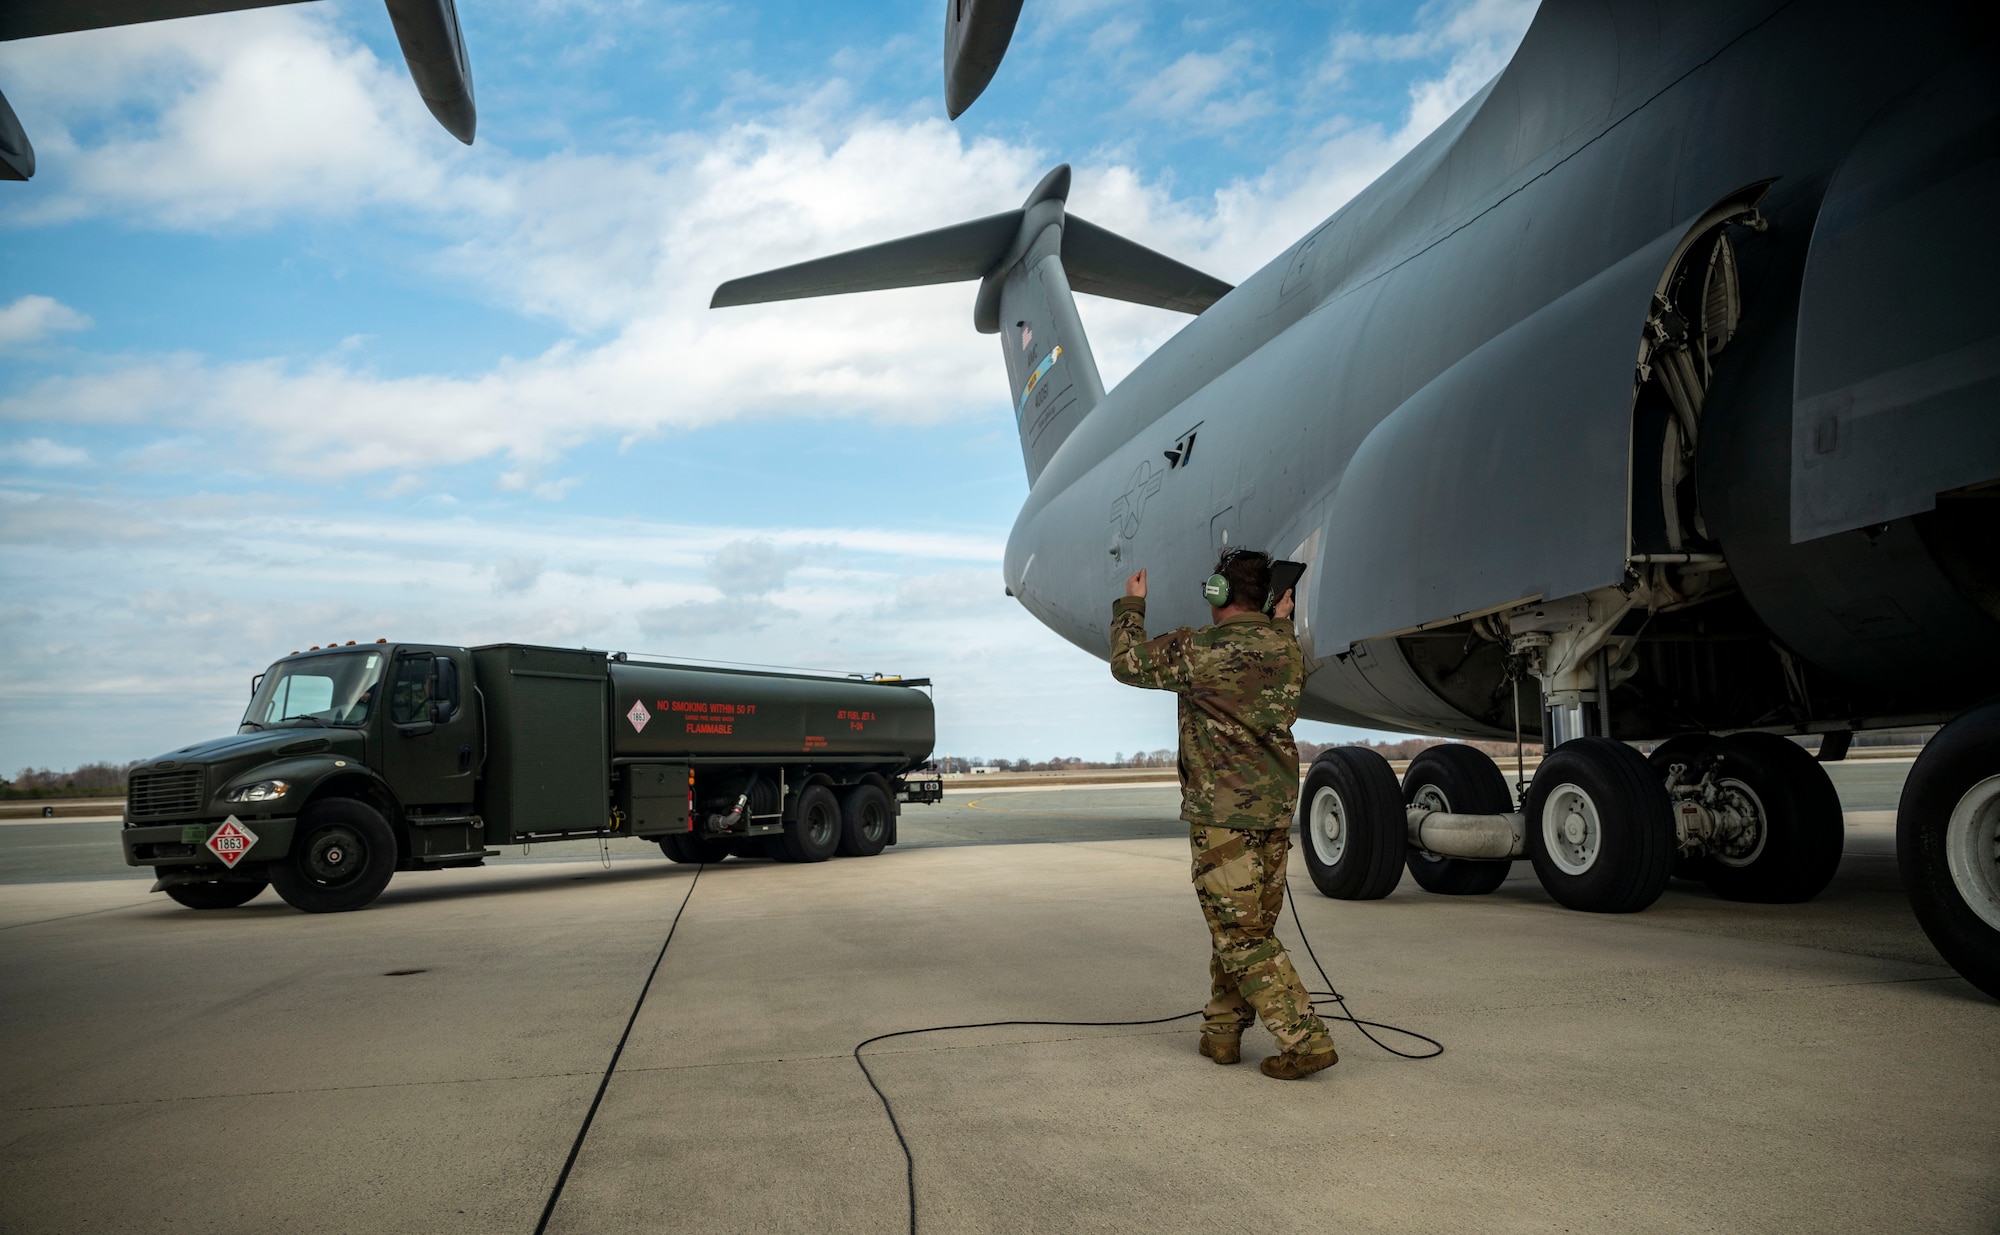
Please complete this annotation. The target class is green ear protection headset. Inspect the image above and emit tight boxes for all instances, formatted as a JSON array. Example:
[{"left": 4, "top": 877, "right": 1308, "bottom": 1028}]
[{"left": 1201, "top": 549, "right": 1274, "bottom": 611}]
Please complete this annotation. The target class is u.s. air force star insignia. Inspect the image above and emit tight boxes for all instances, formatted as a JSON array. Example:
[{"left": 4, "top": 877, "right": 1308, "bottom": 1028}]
[{"left": 1110, "top": 459, "right": 1164, "bottom": 540}]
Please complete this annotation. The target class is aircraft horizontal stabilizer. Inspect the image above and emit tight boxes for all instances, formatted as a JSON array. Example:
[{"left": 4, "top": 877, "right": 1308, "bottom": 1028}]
[
  {"left": 1062, "top": 216, "right": 1233, "bottom": 316},
  {"left": 710, "top": 213, "right": 1023, "bottom": 308},
  {"left": 711, "top": 183, "right": 1231, "bottom": 321}
]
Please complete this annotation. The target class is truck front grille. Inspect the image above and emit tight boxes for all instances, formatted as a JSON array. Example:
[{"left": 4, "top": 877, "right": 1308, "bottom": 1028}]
[{"left": 128, "top": 769, "right": 204, "bottom": 818}]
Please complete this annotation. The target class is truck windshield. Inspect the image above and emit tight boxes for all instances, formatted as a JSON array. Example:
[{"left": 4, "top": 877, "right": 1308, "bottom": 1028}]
[{"left": 241, "top": 652, "right": 385, "bottom": 730}]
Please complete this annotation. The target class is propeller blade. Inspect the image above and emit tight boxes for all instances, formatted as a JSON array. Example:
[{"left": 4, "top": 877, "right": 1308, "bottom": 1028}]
[
  {"left": 385, "top": 0, "right": 476, "bottom": 144},
  {"left": 944, "top": 0, "right": 1025, "bottom": 120}
]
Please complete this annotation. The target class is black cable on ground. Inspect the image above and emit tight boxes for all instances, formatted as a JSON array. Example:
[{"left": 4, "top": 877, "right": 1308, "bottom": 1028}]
[
  {"left": 854, "top": 878, "right": 1443, "bottom": 1234},
  {"left": 533, "top": 864, "right": 704, "bottom": 1235},
  {"left": 1286, "top": 881, "right": 1443, "bottom": 1060},
  {"left": 853, "top": 1009, "right": 1202, "bottom": 1235}
]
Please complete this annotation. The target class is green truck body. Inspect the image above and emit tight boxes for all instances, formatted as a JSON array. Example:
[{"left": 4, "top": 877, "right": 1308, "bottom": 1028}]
[{"left": 121, "top": 642, "right": 941, "bottom": 912}]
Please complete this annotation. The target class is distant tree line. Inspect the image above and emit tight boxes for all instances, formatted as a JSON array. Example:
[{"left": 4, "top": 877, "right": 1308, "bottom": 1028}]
[{"left": 4, "top": 761, "right": 139, "bottom": 799}]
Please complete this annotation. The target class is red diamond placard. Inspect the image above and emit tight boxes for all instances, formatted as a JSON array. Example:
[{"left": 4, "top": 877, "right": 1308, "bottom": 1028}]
[
  {"left": 627, "top": 699, "right": 651, "bottom": 733},
  {"left": 205, "top": 817, "right": 258, "bottom": 869}
]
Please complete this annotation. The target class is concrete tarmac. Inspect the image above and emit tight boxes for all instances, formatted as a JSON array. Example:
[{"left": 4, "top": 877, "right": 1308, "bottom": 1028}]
[{"left": 1, "top": 761, "right": 1995, "bottom": 1233}]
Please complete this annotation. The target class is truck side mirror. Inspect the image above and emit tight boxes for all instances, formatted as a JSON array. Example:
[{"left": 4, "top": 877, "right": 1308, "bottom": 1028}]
[{"left": 431, "top": 656, "right": 460, "bottom": 722}]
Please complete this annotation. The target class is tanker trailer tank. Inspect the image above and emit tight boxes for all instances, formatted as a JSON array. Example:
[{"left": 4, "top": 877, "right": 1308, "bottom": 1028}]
[
  {"left": 610, "top": 661, "right": 934, "bottom": 766},
  {"left": 608, "top": 657, "right": 940, "bottom": 865}
]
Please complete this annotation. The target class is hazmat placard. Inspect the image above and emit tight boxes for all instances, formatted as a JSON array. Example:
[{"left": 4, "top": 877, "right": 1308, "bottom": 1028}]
[
  {"left": 627, "top": 699, "right": 651, "bottom": 732},
  {"left": 204, "top": 817, "right": 258, "bottom": 869}
]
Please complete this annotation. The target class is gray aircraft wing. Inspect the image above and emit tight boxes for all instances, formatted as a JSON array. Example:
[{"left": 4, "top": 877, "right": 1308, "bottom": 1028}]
[{"left": 0, "top": 0, "right": 475, "bottom": 180}]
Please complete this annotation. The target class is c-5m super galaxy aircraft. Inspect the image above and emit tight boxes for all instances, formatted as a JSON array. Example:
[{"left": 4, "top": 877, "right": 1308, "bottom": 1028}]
[
  {"left": 717, "top": 1, "right": 2000, "bottom": 996},
  {"left": 0, "top": 0, "right": 476, "bottom": 181}
]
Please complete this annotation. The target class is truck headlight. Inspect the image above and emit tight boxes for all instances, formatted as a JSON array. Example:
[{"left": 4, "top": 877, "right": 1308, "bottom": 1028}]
[{"left": 224, "top": 779, "right": 290, "bottom": 803}]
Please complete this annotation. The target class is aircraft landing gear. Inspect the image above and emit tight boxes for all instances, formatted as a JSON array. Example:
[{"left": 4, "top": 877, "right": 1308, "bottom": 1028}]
[
  {"left": 1298, "top": 746, "right": 1405, "bottom": 899},
  {"left": 1525, "top": 737, "right": 1675, "bottom": 913},
  {"left": 1897, "top": 698, "right": 2000, "bottom": 1000},
  {"left": 1401, "top": 744, "right": 1512, "bottom": 895},
  {"left": 1652, "top": 731, "right": 1845, "bottom": 902}
]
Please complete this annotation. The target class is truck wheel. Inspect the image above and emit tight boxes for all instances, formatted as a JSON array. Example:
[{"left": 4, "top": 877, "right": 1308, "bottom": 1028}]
[
  {"left": 1297, "top": 747, "right": 1405, "bottom": 900},
  {"left": 164, "top": 878, "right": 269, "bottom": 909},
  {"left": 836, "top": 784, "right": 891, "bottom": 857},
  {"left": 1649, "top": 734, "right": 1717, "bottom": 881},
  {"left": 1698, "top": 732, "right": 1844, "bottom": 903},
  {"left": 780, "top": 784, "right": 841, "bottom": 863},
  {"left": 1403, "top": 744, "right": 1513, "bottom": 895},
  {"left": 269, "top": 798, "right": 398, "bottom": 913},
  {"left": 1526, "top": 738, "right": 1673, "bottom": 913},
  {"left": 659, "top": 835, "right": 731, "bottom": 863},
  {"left": 1897, "top": 698, "right": 2000, "bottom": 1000}
]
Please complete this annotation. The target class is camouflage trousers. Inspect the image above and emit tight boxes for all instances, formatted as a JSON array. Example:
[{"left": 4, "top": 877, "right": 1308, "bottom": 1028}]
[{"left": 1189, "top": 824, "right": 1334, "bottom": 1054}]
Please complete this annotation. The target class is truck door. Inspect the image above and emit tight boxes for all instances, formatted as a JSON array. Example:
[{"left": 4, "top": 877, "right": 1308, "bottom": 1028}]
[{"left": 382, "top": 649, "right": 478, "bottom": 807}]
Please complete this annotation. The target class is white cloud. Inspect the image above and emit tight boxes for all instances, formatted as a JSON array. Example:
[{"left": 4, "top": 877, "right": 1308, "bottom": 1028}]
[
  {"left": 0, "top": 9, "right": 478, "bottom": 228},
  {"left": 0, "top": 295, "right": 92, "bottom": 347},
  {"left": 1126, "top": 42, "right": 1271, "bottom": 132},
  {"left": 492, "top": 555, "right": 544, "bottom": 594},
  {"left": 0, "top": 487, "right": 1146, "bottom": 766},
  {"left": 0, "top": 437, "right": 92, "bottom": 467},
  {"left": 708, "top": 538, "right": 806, "bottom": 596}
]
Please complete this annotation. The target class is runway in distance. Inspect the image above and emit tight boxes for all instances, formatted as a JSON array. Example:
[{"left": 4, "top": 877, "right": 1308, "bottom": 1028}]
[{"left": 715, "top": 1, "right": 2000, "bottom": 994}]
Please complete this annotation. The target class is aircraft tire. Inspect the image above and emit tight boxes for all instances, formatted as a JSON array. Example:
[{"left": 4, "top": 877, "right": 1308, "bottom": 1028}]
[
  {"left": 1697, "top": 733, "right": 1844, "bottom": 903},
  {"left": 1649, "top": 733, "right": 1718, "bottom": 881},
  {"left": 779, "top": 784, "right": 842, "bottom": 863},
  {"left": 835, "top": 783, "right": 891, "bottom": 857},
  {"left": 164, "top": 878, "right": 268, "bottom": 909},
  {"left": 1298, "top": 747, "right": 1404, "bottom": 900},
  {"left": 269, "top": 798, "right": 397, "bottom": 913},
  {"left": 1897, "top": 698, "right": 2000, "bottom": 1000},
  {"left": 1526, "top": 738, "right": 1673, "bottom": 913},
  {"left": 1402, "top": 744, "right": 1512, "bottom": 895}
]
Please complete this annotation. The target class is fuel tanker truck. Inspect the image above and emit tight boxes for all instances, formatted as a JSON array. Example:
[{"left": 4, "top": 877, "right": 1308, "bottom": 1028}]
[{"left": 118, "top": 642, "right": 943, "bottom": 913}]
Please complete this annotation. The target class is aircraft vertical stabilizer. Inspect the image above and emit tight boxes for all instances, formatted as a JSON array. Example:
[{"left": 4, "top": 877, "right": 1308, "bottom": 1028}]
[{"left": 711, "top": 163, "right": 1232, "bottom": 483}]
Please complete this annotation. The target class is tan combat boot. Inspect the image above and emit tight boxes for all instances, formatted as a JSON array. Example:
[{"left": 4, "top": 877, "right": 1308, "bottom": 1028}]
[
  {"left": 1259, "top": 1044, "right": 1338, "bottom": 1080},
  {"left": 1198, "top": 1030, "right": 1242, "bottom": 1065}
]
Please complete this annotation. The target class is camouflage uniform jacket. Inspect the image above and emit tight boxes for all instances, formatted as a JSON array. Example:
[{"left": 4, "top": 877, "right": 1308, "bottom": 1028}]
[{"left": 1109, "top": 595, "right": 1304, "bottom": 830}]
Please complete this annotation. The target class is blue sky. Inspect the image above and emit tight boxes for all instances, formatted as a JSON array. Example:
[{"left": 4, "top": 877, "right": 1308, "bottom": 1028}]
[{"left": 0, "top": 0, "right": 1535, "bottom": 771}]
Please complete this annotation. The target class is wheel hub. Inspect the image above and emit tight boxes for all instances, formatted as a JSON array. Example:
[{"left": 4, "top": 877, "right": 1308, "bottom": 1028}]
[
  {"left": 1946, "top": 774, "right": 2000, "bottom": 933},
  {"left": 304, "top": 826, "right": 364, "bottom": 884},
  {"left": 1309, "top": 786, "right": 1347, "bottom": 866},
  {"left": 1707, "top": 779, "right": 1768, "bottom": 867},
  {"left": 1541, "top": 784, "right": 1601, "bottom": 875}
]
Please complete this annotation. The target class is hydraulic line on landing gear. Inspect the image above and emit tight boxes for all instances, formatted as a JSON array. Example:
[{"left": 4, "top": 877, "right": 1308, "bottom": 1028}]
[{"left": 855, "top": 881, "right": 1444, "bottom": 1235}]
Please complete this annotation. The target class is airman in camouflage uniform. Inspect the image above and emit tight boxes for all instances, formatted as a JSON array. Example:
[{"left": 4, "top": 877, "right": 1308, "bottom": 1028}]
[{"left": 1110, "top": 549, "right": 1338, "bottom": 1080}]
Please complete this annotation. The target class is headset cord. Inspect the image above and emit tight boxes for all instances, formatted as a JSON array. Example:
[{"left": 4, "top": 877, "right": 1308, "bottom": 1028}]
[
  {"left": 856, "top": 881, "right": 1442, "bottom": 1235},
  {"left": 1286, "top": 880, "right": 1442, "bottom": 1060},
  {"left": 854, "top": 1009, "right": 1201, "bottom": 1235}
]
